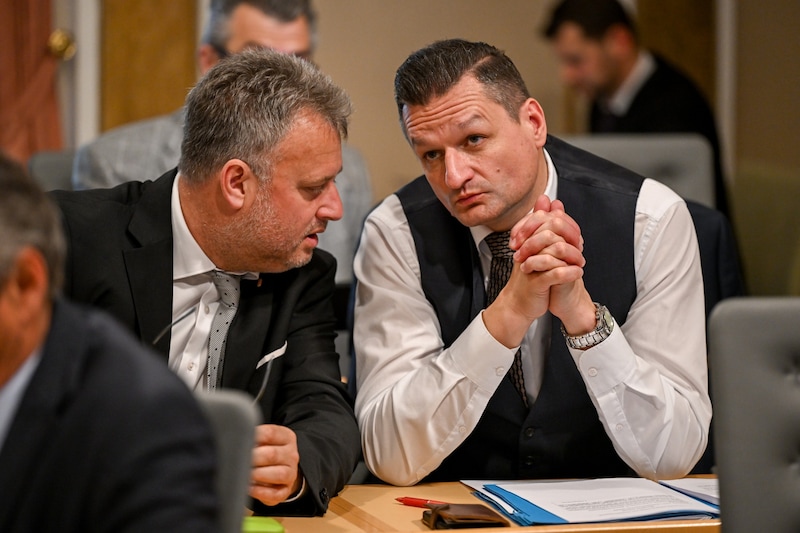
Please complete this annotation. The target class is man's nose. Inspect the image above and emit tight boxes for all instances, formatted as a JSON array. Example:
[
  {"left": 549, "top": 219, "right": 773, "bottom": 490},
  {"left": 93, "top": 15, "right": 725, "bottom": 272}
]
[
  {"left": 318, "top": 181, "right": 343, "bottom": 221},
  {"left": 444, "top": 150, "right": 472, "bottom": 190}
]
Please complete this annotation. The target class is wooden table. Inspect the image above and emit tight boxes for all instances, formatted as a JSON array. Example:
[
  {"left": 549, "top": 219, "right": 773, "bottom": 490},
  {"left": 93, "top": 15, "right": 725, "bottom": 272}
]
[{"left": 276, "top": 482, "right": 721, "bottom": 533}]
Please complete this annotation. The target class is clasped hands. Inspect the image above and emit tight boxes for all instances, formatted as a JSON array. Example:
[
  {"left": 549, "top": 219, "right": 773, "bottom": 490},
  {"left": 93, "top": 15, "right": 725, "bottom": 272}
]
[{"left": 483, "top": 195, "right": 597, "bottom": 348}]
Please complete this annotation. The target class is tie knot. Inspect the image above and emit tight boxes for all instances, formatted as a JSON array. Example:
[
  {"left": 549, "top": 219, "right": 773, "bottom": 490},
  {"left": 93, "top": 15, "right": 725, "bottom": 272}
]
[
  {"left": 212, "top": 271, "right": 240, "bottom": 308},
  {"left": 485, "top": 231, "right": 514, "bottom": 259}
]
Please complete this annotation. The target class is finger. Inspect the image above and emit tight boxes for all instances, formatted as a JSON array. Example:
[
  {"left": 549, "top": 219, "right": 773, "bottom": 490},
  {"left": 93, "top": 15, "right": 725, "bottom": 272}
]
[
  {"left": 534, "top": 194, "right": 552, "bottom": 212},
  {"left": 254, "top": 424, "right": 296, "bottom": 446},
  {"left": 251, "top": 463, "right": 298, "bottom": 487},
  {"left": 511, "top": 209, "right": 581, "bottom": 252},
  {"left": 539, "top": 241, "right": 586, "bottom": 268},
  {"left": 536, "top": 265, "right": 585, "bottom": 286},
  {"left": 513, "top": 229, "right": 566, "bottom": 263},
  {"left": 510, "top": 209, "right": 550, "bottom": 250},
  {"left": 531, "top": 213, "right": 582, "bottom": 249},
  {"left": 514, "top": 231, "right": 585, "bottom": 269},
  {"left": 516, "top": 254, "right": 570, "bottom": 273},
  {"left": 250, "top": 482, "right": 293, "bottom": 507}
]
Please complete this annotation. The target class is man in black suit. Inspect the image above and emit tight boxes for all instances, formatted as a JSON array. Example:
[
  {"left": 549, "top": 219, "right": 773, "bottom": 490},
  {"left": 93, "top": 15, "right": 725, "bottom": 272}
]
[
  {"left": 0, "top": 154, "right": 218, "bottom": 532},
  {"left": 353, "top": 39, "right": 711, "bottom": 486},
  {"left": 52, "top": 49, "right": 360, "bottom": 515},
  {"left": 542, "top": 0, "right": 729, "bottom": 215}
]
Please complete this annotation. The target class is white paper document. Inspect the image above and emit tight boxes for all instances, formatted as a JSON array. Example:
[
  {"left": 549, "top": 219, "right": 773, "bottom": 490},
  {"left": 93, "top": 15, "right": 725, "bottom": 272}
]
[
  {"left": 462, "top": 478, "right": 719, "bottom": 526},
  {"left": 658, "top": 477, "right": 719, "bottom": 506}
]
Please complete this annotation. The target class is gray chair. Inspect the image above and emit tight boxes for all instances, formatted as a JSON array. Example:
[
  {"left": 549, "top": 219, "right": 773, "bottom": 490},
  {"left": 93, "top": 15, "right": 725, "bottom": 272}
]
[
  {"left": 562, "top": 133, "right": 715, "bottom": 208},
  {"left": 196, "top": 390, "right": 260, "bottom": 533},
  {"left": 27, "top": 149, "right": 75, "bottom": 191},
  {"left": 708, "top": 297, "right": 800, "bottom": 533}
]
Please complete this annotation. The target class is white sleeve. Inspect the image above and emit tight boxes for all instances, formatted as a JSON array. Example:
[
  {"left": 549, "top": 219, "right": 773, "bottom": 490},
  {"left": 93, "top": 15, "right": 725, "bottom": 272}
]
[{"left": 571, "top": 179, "right": 712, "bottom": 479}]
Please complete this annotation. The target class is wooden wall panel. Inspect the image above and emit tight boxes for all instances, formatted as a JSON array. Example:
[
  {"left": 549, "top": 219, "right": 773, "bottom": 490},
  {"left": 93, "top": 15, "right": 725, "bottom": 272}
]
[
  {"left": 637, "top": 0, "right": 716, "bottom": 106},
  {"left": 101, "top": 0, "right": 197, "bottom": 131}
]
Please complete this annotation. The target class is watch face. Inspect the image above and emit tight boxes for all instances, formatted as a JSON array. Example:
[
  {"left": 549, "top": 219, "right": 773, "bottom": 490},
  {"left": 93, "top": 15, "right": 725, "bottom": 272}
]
[{"left": 601, "top": 306, "right": 614, "bottom": 333}]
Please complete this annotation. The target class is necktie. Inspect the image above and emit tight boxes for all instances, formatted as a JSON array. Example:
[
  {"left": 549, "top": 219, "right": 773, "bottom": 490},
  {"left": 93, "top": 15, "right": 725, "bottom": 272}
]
[
  {"left": 484, "top": 231, "right": 528, "bottom": 407},
  {"left": 207, "top": 271, "right": 241, "bottom": 390}
]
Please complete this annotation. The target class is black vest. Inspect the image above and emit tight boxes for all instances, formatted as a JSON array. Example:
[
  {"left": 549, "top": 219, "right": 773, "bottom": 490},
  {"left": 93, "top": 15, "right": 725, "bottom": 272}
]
[{"left": 396, "top": 136, "right": 644, "bottom": 481}]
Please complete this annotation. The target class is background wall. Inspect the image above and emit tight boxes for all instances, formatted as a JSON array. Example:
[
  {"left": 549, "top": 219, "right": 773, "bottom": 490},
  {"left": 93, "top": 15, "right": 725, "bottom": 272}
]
[
  {"left": 312, "top": 0, "right": 560, "bottom": 201},
  {"left": 731, "top": 0, "right": 800, "bottom": 295}
]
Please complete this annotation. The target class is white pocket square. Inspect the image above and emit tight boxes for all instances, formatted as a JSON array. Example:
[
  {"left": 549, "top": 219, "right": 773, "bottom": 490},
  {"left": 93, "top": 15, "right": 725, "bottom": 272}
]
[{"left": 256, "top": 341, "right": 287, "bottom": 369}]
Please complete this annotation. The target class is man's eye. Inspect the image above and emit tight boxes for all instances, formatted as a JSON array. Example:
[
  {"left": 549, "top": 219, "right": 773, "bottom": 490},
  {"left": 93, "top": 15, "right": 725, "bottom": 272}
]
[
  {"left": 305, "top": 184, "right": 326, "bottom": 195},
  {"left": 423, "top": 151, "right": 440, "bottom": 161},
  {"left": 467, "top": 135, "right": 484, "bottom": 145}
]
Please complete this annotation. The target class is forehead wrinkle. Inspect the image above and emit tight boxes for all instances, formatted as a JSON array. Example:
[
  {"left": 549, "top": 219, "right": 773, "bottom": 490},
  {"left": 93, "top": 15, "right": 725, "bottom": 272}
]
[{"left": 405, "top": 97, "right": 490, "bottom": 147}]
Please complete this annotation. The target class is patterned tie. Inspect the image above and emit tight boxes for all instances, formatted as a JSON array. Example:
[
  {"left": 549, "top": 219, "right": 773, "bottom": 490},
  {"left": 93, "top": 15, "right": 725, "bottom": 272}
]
[
  {"left": 207, "top": 271, "right": 241, "bottom": 390},
  {"left": 484, "top": 231, "right": 528, "bottom": 407}
]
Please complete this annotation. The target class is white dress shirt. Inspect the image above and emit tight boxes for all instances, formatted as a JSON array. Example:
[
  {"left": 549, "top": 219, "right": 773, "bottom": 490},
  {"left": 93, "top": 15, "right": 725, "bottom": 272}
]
[
  {"left": 353, "top": 149, "right": 711, "bottom": 486},
  {"left": 0, "top": 350, "right": 41, "bottom": 453},
  {"left": 169, "top": 176, "right": 256, "bottom": 390}
]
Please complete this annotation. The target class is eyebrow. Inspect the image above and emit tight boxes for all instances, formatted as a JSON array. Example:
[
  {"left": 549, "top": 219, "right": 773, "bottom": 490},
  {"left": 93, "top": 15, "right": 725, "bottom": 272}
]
[
  {"left": 409, "top": 113, "right": 486, "bottom": 147},
  {"left": 305, "top": 167, "right": 343, "bottom": 185}
]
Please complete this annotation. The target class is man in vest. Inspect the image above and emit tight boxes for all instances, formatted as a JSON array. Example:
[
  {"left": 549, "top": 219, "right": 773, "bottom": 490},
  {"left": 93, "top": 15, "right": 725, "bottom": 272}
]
[{"left": 352, "top": 39, "right": 711, "bottom": 485}]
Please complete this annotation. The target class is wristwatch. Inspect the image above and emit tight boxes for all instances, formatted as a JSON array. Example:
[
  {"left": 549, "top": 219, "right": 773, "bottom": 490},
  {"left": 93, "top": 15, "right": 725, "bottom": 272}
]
[{"left": 561, "top": 303, "right": 614, "bottom": 350}]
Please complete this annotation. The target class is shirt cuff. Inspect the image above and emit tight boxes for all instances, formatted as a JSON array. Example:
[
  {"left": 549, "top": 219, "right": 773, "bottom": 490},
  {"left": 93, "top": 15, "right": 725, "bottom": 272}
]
[
  {"left": 568, "top": 327, "right": 637, "bottom": 396},
  {"left": 443, "top": 311, "right": 518, "bottom": 392},
  {"left": 282, "top": 475, "right": 307, "bottom": 503}
]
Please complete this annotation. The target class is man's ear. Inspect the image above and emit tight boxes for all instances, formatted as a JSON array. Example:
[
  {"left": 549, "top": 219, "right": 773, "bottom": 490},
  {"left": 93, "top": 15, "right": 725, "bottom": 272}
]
[
  {"left": 197, "top": 43, "right": 222, "bottom": 75},
  {"left": 520, "top": 98, "right": 548, "bottom": 147},
  {"left": 603, "top": 24, "right": 635, "bottom": 57},
  {"left": 218, "top": 159, "right": 255, "bottom": 211},
  {"left": 3, "top": 247, "right": 49, "bottom": 325}
]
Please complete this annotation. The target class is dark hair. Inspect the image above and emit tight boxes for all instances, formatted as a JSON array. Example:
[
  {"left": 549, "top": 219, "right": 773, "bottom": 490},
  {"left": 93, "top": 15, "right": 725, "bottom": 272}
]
[
  {"left": 542, "top": 0, "right": 637, "bottom": 41},
  {"left": 0, "top": 153, "right": 65, "bottom": 298},
  {"left": 204, "top": 0, "right": 318, "bottom": 54},
  {"left": 394, "top": 39, "right": 530, "bottom": 134},
  {"left": 179, "top": 48, "right": 350, "bottom": 184}
]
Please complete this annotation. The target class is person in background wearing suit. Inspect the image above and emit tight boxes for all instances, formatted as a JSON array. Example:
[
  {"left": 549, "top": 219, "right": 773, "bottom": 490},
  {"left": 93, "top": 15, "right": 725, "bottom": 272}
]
[
  {"left": 53, "top": 49, "right": 360, "bottom": 516},
  {"left": 0, "top": 153, "right": 218, "bottom": 532},
  {"left": 353, "top": 39, "right": 711, "bottom": 486},
  {"left": 72, "top": 0, "right": 372, "bottom": 284},
  {"left": 541, "top": 0, "right": 729, "bottom": 216}
]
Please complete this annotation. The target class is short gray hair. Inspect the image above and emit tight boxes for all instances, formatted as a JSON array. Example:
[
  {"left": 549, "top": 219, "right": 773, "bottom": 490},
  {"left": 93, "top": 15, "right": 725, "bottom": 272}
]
[
  {"left": 0, "top": 154, "right": 65, "bottom": 299},
  {"left": 202, "top": 0, "right": 318, "bottom": 55},
  {"left": 179, "top": 47, "right": 351, "bottom": 183}
]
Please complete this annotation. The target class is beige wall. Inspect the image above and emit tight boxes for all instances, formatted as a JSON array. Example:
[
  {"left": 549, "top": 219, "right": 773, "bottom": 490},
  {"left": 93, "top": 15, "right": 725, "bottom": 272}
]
[
  {"left": 736, "top": 0, "right": 800, "bottom": 173},
  {"left": 733, "top": 0, "right": 800, "bottom": 295},
  {"left": 313, "top": 1, "right": 563, "bottom": 202}
]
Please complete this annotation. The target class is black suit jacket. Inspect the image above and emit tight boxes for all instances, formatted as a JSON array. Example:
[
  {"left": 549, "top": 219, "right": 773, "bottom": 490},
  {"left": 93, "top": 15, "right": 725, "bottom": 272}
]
[
  {"left": 0, "top": 300, "right": 218, "bottom": 533},
  {"left": 590, "top": 54, "right": 729, "bottom": 215},
  {"left": 51, "top": 170, "right": 360, "bottom": 515}
]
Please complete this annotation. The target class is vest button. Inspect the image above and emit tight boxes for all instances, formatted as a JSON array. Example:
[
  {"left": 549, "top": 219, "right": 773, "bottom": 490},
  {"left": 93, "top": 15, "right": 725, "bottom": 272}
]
[
  {"left": 524, "top": 455, "right": 535, "bottom": 466},
  {"left": 524, "top": 427, "right": 535, "bottom": 438}
]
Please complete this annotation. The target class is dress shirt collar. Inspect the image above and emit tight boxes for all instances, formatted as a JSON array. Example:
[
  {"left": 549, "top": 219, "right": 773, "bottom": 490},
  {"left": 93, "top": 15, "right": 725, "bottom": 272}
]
[
  {"left": 170, "top": 175, "right": 258, "bottom": 281},
  {"left": 605, "top": 50, "right": 656, "bottom": 116},
  {"left": 470, "top": 148, "right": 558, "bottom": 251}
]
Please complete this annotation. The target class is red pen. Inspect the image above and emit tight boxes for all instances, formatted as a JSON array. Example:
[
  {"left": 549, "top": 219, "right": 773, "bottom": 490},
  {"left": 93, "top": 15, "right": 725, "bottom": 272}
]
[{"left": 395, "top": 496, "right": 449, "bottom": 508}]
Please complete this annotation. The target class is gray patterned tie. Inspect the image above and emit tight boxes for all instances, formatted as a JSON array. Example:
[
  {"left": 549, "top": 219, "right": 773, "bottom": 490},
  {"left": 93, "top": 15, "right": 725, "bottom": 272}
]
[
  {"left": 484, "top": 231, "right": 528, "bottom": 408},
  {"left": 207, "top": 271, "right": 240, "bottom": 390}
]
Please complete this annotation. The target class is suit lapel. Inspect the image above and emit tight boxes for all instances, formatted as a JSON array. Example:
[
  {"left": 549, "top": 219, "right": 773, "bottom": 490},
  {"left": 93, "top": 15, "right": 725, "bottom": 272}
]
[
  {"left": 0, "top": 302, "right": 85, "bottom": 528},
  {"left": 123, "top": 172, "right": 176, "bottom": 355}
]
